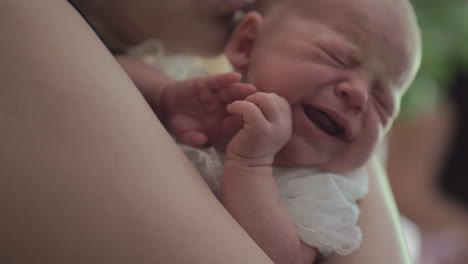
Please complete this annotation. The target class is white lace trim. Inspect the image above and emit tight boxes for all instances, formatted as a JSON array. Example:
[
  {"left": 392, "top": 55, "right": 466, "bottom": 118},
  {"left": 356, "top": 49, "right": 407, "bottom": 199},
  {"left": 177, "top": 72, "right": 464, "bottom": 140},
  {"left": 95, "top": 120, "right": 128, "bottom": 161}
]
[
  {"left": 296, "top": 224, "right": 362, "bottom": 256},
  {"left": 178, "top": 144, "right": 224, "bottom": 196}
]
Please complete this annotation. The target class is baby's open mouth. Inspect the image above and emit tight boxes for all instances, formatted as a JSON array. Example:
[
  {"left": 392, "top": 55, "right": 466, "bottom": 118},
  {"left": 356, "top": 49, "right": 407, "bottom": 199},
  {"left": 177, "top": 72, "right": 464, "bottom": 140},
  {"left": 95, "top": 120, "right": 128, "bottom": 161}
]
[{"left": 304, "top": 107, "right": 345, "bottom": 138}]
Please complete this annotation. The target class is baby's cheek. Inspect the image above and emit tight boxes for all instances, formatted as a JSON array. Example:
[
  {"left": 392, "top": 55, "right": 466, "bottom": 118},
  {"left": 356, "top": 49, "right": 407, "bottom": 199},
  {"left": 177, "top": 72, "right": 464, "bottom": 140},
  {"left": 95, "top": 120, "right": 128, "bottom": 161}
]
[
  {"left": 350, "top": 122, "right": 382, "bottom": 167},
  {"left": 366, "top": 126, "right": 384, "bottom": 159}
]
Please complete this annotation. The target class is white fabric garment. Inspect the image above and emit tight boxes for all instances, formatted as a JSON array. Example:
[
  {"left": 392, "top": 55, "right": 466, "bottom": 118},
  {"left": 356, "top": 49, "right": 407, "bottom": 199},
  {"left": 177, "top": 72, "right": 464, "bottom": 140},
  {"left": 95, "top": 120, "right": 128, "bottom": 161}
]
[{"left": 179, "top": 144, "right": 368, "bottom": 256}]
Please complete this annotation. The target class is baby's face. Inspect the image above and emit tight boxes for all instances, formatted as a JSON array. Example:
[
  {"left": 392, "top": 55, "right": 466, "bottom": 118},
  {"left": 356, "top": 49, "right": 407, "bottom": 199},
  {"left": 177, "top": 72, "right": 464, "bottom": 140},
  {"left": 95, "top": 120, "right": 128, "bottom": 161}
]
[{"left": 230, "top": 0, "right": 420, "bottom": 172}]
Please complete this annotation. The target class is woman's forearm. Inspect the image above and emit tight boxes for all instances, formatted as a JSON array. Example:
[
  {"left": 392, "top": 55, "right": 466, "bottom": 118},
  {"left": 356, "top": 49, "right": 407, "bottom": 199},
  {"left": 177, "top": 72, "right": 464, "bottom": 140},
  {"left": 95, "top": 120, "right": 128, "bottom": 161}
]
[{"left": 0, "top": 1, "right": 273, "bottom": 263}]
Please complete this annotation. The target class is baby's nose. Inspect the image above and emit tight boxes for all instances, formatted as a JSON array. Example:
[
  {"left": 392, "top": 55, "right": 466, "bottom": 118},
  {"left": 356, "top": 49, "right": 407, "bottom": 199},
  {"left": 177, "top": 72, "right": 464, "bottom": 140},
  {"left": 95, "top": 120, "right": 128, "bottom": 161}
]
[{"left": 334, "top": 81, "right": 368, "bottom": 113}]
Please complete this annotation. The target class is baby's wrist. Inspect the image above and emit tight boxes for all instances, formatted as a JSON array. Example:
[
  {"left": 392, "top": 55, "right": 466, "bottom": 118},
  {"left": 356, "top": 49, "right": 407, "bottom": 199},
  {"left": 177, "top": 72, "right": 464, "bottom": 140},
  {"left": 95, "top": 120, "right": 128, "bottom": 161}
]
[
  {"left": 225, "top": 151, "right": 275, "bottom": 168},
  {"left": 223, "top": 158, "right": 274, "bottom": 181}
]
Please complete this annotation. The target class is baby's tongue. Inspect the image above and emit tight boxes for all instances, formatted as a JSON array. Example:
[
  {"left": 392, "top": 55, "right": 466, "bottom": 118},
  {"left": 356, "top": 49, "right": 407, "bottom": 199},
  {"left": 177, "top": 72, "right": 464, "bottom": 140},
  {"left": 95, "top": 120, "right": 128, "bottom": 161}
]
[{"left": 304, "top": 107, "right": 340, "bottom": 136}]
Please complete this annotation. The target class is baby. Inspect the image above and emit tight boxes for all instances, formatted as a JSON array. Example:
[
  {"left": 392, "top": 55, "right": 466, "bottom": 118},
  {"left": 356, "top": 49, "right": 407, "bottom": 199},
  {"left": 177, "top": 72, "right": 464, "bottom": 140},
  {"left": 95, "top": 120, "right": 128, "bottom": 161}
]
[{"left": 120, "top": 0, "right": 421, "bottom": 262}]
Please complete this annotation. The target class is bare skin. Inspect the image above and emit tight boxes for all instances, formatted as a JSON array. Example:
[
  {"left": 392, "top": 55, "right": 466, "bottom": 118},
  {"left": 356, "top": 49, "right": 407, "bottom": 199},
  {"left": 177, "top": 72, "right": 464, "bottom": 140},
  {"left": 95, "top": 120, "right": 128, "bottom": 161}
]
[
  {"left": 0, "top": 0, "right": 413, "bottom": 263},
  {"left": 0, "top": 1, "right": 273, "bottom": 263}
]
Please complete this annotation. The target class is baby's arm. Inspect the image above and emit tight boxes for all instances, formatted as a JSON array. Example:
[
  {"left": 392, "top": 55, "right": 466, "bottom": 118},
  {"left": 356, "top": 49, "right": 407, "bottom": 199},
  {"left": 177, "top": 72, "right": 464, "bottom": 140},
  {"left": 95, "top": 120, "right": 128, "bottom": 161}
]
[{"left": 220, "top": 93, "right": 318, "bottom": 264}]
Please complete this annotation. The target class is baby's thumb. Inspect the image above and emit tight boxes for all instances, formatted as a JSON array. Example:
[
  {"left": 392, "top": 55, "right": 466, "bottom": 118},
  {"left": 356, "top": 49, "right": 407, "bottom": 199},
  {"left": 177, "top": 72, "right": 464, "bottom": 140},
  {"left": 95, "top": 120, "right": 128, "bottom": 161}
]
[
  {"left": 169, "top": 115, "right": 207, "bottom": 147},
  {"left": 179, "top": 132, "right": 208, "bottom": 148}
]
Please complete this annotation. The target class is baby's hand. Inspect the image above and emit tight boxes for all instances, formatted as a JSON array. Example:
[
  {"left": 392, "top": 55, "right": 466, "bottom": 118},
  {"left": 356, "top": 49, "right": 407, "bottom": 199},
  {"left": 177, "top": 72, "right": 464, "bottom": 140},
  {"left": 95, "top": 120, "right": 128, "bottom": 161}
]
[
  {"left": 225, "top": 92, "right": 292, "bottom": 167},
  {"left": 161, "top": 72, "right": 256, "bottom": 147}
]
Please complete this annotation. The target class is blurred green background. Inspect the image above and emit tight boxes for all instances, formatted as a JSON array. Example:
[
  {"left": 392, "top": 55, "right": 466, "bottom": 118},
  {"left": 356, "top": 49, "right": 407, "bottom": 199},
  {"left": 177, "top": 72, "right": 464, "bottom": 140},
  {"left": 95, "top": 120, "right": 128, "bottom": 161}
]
[{"left": 402, "top": 0, "right": 468, "bottom": 118}]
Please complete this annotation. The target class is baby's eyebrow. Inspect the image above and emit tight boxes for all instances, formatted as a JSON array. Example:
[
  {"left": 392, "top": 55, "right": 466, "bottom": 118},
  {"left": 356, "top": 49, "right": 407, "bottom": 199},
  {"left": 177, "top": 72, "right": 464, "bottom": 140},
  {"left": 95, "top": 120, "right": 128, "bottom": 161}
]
[{"left": 316, "top": 35, "right": 363, "bottom": 61}]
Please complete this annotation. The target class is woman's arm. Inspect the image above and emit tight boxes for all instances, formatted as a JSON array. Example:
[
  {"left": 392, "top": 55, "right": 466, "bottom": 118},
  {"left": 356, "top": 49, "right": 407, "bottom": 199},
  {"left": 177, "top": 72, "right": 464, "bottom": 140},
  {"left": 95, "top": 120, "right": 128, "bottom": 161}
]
[
  {"left": 321, "top": 156, "right": 411, "bottom": 264},
  {"left": 0, "top": 1, "right": 273, "bottom": 263}
]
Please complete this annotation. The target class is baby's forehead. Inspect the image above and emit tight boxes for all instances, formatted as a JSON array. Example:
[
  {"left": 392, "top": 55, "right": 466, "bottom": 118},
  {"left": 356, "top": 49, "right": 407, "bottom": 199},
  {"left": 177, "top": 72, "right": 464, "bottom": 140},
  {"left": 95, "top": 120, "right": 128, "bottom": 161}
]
[
  {"left": 254, "top": 0, "right": 420, "bottom": 92},
  {"left": 281, "top": 0, "right": 420, "bottom": 87}
]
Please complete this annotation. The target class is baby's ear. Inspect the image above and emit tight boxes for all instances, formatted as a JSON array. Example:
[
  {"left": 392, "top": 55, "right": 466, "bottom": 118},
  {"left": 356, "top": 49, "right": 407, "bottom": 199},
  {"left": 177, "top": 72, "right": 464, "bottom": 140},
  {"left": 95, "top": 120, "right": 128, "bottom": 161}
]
[{"left": 226, "top": 12, "right": 263, "bottom": 70}]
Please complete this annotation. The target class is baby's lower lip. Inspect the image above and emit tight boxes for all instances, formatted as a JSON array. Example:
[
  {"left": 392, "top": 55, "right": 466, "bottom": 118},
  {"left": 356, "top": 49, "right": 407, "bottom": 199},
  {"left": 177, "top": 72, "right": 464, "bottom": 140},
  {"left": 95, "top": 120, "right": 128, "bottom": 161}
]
[
  {"left": 304, "top": 107, "right": 346, "bottom": 138},
  {"left": 297, "top": 107, "right": 343, "bottom": 143}
]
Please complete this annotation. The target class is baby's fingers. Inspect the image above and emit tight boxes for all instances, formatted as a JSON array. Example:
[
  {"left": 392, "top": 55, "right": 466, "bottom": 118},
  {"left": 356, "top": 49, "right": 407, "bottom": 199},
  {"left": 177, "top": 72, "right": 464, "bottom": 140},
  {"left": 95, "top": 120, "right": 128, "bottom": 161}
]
[
  {"left": 245, "top": 93, "right": 290, "bottom": 123},
  {"left": 219, "top": 83, "right": 256, "bottom": 103},
  {"left": 202, "top": 72, "right": 242, "bottom": 92},
  {"left": 169, "top": 115, "right": 208, "bottom": 147},
  {"left": 195, "top": 72, "right": 243, "bottom": 112},
  {"left": 227, "top": 100, "right": 267, "bottom": 126},
  {"left": 178, "top": 131, "right": 208, "bottom": 148}
]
